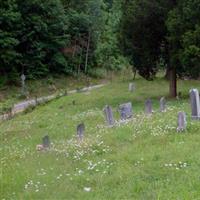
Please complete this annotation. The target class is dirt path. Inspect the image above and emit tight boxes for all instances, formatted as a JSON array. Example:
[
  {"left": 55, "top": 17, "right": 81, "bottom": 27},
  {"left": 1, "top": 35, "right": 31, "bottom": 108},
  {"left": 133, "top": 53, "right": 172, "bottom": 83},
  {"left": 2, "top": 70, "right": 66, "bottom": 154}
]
[{"left": 0, "top": 84, "right": 106, "bottom": 121}]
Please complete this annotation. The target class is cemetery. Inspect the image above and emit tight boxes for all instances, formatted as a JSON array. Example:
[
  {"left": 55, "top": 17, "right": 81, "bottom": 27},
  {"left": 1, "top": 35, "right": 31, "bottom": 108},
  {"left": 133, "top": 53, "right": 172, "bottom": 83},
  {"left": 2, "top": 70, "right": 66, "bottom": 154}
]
[
  {"left": 1, "top": 0, "right": 200, "bottom": 199},
  {"left": 1, "top": 76, "right": 200, "bottom": 199}
]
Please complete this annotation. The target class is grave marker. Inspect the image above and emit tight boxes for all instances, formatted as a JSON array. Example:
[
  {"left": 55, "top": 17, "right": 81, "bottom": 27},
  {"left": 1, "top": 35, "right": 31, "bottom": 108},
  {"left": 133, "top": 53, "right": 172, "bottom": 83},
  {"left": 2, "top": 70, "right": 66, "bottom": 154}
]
[
  {"left": 77, "top": 123, "right": 85, "bottom": 141},
  {"left": 42, "top": 135, "right": 50, "bottom": 148},
  {"left": 160, "top": 97, "right": 166, "bottom": 112},
  {"left": 119, "top": 102, "right": 133, "bottom": 120},
  {"left": 129, "top": 83, "right": 135, "bottom": 92},
  {"left": 177, "top": 112, "right": 187, "bottom": 132},
  {"left": 145, "top": 99, "right": 152, "bottom": 115},
  {"left": 103, "top": 105, "right": 115, "bottom": 126},
  {"left": 20, "top": 74, "right": 26, "bottom": 96},
  {"left": 189, "top": 89, "right": 200, "bottom": 120}
]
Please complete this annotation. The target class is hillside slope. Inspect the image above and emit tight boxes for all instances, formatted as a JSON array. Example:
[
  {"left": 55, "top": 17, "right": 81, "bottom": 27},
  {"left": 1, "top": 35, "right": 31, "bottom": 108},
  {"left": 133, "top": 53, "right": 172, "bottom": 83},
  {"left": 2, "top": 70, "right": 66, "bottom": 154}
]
[{"left": 1, "top": 77, "right": 200, "bottom": 199}]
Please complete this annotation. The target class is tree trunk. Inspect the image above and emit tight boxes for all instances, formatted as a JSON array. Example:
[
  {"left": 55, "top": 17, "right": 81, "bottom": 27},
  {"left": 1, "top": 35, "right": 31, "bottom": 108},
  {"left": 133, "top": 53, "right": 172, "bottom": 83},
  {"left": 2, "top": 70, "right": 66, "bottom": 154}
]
[
  {"left": 169, "top": 68, "right": 177, "bottom": 98},
  {"left": 133, "top": 69, "right": 137, "bottom": 80},
  {"left": 85, "top": 31, "right": 91, "bottom": 74}
]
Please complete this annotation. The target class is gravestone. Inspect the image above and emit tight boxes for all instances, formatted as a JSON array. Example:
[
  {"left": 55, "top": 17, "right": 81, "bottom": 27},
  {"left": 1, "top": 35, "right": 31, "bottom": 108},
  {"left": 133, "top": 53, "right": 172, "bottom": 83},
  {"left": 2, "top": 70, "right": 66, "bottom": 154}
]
[
  {"left": 145, "top": 99, "right": 152, "bottom": 114},
  {"left": 160, "top": 97, "right": 166, "bottom": 112},
  {"left": 129, "top": 83, "right": 135, "bottom": 92},
  {"left": 77, "top": 123, "right": 85, "bottom": 141},
  {"left": 20, "top": 74, "right": 26, "bottom": 95},
  {"left": 42, "top": 135, "right": 50, "bottom": 148},
  {"left": 103, "top": 105, "right": 115, "bottom": 126},
  {"left": 177, "top": 112, "right": 187, "bottom": 132},
  {"left": 189, "top": 89, "right": 200, "bottom": 120},
  {"left": 119, "top": 102, "right": 133, "bottom": 120}
]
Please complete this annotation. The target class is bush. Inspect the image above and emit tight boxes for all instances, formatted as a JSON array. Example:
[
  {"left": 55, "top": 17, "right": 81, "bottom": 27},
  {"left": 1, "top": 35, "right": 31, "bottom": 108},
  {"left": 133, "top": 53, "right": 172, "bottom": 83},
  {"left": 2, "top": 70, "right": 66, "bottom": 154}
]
[{"left": 88, "top": 68, "right": 107, "bottom": 78}]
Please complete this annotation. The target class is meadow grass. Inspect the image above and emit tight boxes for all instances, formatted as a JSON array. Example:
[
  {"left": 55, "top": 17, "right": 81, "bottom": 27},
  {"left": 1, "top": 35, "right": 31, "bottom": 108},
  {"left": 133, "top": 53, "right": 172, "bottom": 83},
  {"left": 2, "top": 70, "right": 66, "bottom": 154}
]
[{"left": 1, "top": 75, "right": 200, "bottom": 199}]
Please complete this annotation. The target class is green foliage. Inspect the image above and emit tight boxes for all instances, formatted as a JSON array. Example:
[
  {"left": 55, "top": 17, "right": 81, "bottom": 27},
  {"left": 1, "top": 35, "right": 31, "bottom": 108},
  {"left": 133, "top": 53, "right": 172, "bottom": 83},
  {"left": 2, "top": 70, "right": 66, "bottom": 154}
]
[
  {"left": 0, "top": 0, "right": 21, "bottom": 80},
  {"left": 95, "top": 0, "right": 126, "bottom": 71},
  {"left": 16, "top": 0, "right": 69, "bottom": 78},
  {"left": 167, "top": 0, "right": 200, "bottom": 79},
  {"left": 0, "top": 0, "right": 128, "bottom": 84},
  {"left": 120, "top": 0, "right": 200, "bottom": 80},
  {"left": 1, "top": 0, "right": 199, "bottom": 85},
  {"left": 88, "top": 68, "right": 107, "bottom": 78},
  {"left": 120, "top": 0, "right": 174, "bottom": 80},
  {"left": 0, "top": 0, "right": 69, "bottom": 81}
]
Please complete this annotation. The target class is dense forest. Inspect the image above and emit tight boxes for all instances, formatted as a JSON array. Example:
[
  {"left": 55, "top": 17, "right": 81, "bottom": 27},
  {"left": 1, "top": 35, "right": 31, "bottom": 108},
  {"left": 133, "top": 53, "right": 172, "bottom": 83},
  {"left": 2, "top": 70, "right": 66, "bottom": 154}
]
[{"left": 0, "top": 0, "right": 200, "bottom": 96}]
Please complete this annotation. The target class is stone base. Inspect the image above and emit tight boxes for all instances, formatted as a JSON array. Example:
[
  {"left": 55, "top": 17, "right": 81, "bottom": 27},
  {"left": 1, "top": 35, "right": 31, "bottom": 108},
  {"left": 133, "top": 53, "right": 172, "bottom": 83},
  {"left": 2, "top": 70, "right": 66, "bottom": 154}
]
[{"left": 192, "top": 116, "right": 200, "bottom": 120}]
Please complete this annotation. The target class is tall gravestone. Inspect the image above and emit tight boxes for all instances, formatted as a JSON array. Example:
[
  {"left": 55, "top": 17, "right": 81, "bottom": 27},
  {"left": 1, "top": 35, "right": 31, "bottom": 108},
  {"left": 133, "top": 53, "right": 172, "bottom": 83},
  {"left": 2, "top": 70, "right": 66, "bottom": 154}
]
[
  {"left": 189, "top": 89, "right": 200, "bottom": 120},
  {"left": 42, "top": 135, "right": 50, "bottom": 148},
  {"left": 119, "top": 102, "right": 133, "bottom": 120},
  {"left": 145, "top": 99, "right": 152, "bottom": 115},
  {"left": 177, "top": 112, "right": 187, "bottom": 132},
  {"left": 21, "top": 74, "right": 26, "bottom": 96},
  {"left": 129, "top": 83, "right": 135, "bottom": 92},
  {"left": 77, "top": 123, "right": 85, "bottom": 142},
  {"left": 160, "top": 97, "right": 166, "bottom": 112},
  {"left": 103, "top": 105, "right": 115, "bottom": 126}
]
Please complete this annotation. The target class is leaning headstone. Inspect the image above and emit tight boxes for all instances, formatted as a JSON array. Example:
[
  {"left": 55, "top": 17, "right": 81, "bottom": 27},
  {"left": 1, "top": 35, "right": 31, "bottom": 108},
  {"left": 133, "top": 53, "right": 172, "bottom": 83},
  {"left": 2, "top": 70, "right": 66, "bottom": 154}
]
[
  {"left": 77, "top": 123, "right": 85, "bottom": 142},
  {"left": 129, "top": 83, "right": 135, "bottom": 92},
  {"left": 119, "top": 102, "right": 133, "bottom": 120},
  {"left": 145, "top": 99, "right": 152, "bottom": 115},
  {"left": 42, "top": 135, "right": 50, "bottom": 148},
  {"left": 189, "top": 89, "right": 200, "bottom": 120},
  {"left": 177, "top": 112, "right": 187, "bottom": 132},
  {"left": 160, "top": 97, "right": 166, "bottom": 112},
  {"left": 103, "top": 105, "right": 115, "bottom": 126}
]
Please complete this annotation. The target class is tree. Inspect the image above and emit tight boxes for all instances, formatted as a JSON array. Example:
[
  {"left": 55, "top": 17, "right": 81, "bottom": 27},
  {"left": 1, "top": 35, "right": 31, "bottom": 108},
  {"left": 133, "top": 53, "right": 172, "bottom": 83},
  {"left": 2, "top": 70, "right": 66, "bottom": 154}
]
[
  {"left": 167, "top": 0, "right": 200, "bottom": 80},
  {"left": 0, "top": 0, "right": 69, "bottom": 82},
  {"left": 120, "top": 0, "right": 175, "bottom": 80},
  {"left": 0, "top": 0, "right": 21, "bottom": 83},
  {"left": 95, "top": 0, "right": 127, "bottom": 71},
  {"left": 16, "top": 0, "right": 69, "bottom": 77},
  {"left": 120, "top": 0, "right": 200, "bottom": 97}
]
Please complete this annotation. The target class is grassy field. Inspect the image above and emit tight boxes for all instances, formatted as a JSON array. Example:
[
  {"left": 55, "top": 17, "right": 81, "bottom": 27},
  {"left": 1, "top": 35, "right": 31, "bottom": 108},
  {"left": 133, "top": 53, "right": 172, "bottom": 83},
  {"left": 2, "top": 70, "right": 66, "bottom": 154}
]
[{"left": 1, "top": 74, "right": 200, "bottom": 199}]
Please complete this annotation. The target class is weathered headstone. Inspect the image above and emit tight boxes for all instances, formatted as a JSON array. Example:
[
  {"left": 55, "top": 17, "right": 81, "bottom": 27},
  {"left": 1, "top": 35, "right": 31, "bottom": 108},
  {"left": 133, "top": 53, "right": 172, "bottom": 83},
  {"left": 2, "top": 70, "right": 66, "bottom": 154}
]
[
  {"left": 145, "top": 99, "right": 152, "bottom": 115},
  {"left": 160, "top": 97, "right": 166, "bottom": 112},
  {"left": 119, "top": 102, "right": 133, "bottom": 120},
  {"left": 177, "top": 112, "right": 187, "bottom": 132},
  {"left": 189, "top": 89, "right": 200, "bottom": 120},
  {"left": 21, "top": 74, "right": 26, "bottom": 95},
  {"left": 129, "top": 83, "right": 135, "bottom": 92},
  {"left": 77, "top": 123, "right": 85, "bottom": 141},
  {"left": 103, "top": 105, "right": 115, "bottom": 126},
  {"left": 42, "top": 135, "right": 50, "bottom": 148}
]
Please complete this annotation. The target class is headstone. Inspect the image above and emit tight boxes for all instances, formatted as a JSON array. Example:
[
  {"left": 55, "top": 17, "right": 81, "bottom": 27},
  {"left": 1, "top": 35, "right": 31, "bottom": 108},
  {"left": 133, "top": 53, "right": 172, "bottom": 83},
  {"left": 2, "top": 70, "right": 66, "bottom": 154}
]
[
  {"left": 103, "top": 105, "right": 115, "bottom": 126},
  {"left": 189, "top": 89, "right": 200, "bottom": 120},
  {"left": 177, "top": 112, "right": 187, "bottom": 132},
  {"left": 145, "top": 99, "right": 152, "bottom": 115},
  {"left": 160, "top": 97, "right": 166, "bottom": 112},
  {"left": 129, "top": 83, "right": 135, "bottom": 92},
  {"left": 20, "top": 74, "right": 26, "bottom": 95},
  {"left": 77, "top": 123, "right": 85, "bottom": 141},
  {"left": 119, "top": 102, "right": 133, "bottom": 120},
  {"left": 42, "top": 135, "right": 50, "bottom": 148}
]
